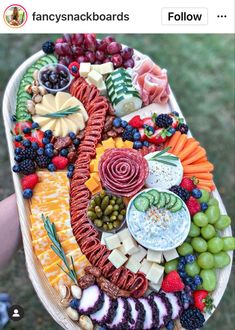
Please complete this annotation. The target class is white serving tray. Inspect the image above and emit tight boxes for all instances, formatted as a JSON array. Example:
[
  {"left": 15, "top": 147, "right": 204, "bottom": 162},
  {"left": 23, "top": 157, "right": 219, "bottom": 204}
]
[{"left": 2, "top": 50, "right": 233, "bottom": 329}]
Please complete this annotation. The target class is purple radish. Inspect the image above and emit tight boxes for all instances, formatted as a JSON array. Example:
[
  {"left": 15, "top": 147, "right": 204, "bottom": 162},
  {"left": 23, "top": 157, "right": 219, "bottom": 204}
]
[
  {"left": 106, "top": 298, "right": 129, "bottom": 330},
  {"left": 90, "top": 293, "right": 117, "bottom": 325},
  {"left": 78, "top": 285, "right": 104, "bottom": 315},
  {"left": 127, "top": 298, "right": 145, "bottom": 330}
]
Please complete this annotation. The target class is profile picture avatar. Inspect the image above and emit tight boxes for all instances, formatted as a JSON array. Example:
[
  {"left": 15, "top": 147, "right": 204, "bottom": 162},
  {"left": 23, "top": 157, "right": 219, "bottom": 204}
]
[{"left": 3, "top": 4, "right": 27, "bottom": 28}]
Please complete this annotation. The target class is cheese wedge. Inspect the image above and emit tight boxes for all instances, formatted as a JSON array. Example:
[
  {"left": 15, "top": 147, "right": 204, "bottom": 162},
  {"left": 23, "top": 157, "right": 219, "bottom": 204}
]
[
  {"left": 68, "top": 113, "right": 85, "bottom": 131},
  {"left": 31, "top": 115, "right": 51, "bottom": 127},
  {"left": 41, "top": 94, "right": 57, "bottom": 111},
  {"left": 62, "top": 97, "right": 88, "bottom": 122},
  {"left": 40, "top": 118, "right": 57, "bottom": 132},
  {"left": 53, "top": 119, "right": 62, "bottom": 137},
  {"left": 55, "top": 92, "right": 71, "bottom": 110},
  {"left": 60, "top": 118, "right": 71, "bottom": 137}
]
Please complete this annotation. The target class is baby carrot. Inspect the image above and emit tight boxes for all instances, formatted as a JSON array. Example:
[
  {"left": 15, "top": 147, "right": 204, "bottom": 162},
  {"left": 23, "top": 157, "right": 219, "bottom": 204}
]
[
  {"left": 172, "top": 134, "right": 188, "bottom": 155},
  {"left": 167, "top": 132, "right": 181, "bottom": 153},
  {"left": 178, "top": 141, "right": 201, "bottom": 161}
]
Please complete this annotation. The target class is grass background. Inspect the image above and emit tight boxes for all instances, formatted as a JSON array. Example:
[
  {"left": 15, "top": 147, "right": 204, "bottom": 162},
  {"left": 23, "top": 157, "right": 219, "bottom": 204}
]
[{"left": 0, "top": 34, "right": 234, "bottom": 329}]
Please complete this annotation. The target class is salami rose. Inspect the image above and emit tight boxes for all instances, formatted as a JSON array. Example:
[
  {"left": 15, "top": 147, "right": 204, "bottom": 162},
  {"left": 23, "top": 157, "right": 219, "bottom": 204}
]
[{"left": 99, "top": 148, "right": 149, "bottom": 197}]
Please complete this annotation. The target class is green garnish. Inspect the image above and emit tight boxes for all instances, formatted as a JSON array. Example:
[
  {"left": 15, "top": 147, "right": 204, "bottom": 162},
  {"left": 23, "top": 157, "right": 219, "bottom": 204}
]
[
  {"left": 42, "top": 214, "right": 78, "bottom": 284},
  {"left": 41, "top": 106, "right": 80, "bottom": 118},
  {"left": 149, "top": 147, "right": 178, "bottom": 167}
]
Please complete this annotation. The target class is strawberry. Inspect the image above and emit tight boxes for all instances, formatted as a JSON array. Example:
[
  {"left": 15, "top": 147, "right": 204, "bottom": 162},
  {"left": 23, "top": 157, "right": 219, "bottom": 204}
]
[
  {"left": 142, "top": 117, "right": 155, "bottom": 128},
  {"left": 14, "top": 121, "right": 32, "bottom": 135},
  {"left": 180, "top": 177, "right": 196, "bottom": 192},
  {"left": 169, "top": 114, "right": 179, "bottom": 128},
  {"left": 139, "top": 128, "right": 147, "bottom": 141},
  {"left": 52, "top": 156, "right": 68, "bottom": 169},
  {"left": 161, "top": 270, "right": 185, "bottom": 292},
  {"left": 146, "top": 128, "right": 167, "bottom": 144},
  {"left": 31, "top": 130, "right": 44, "bottom": 147},
  {"left": 128, "top": 116, "right": 144, "bottom": 128},
  {"left": 186, "top": 196, "right": 201, "bottom": 216},
  {"left": 21, "top": 174, "right": 39, "bottom": 190},
  {"left": 193, "top": 290, "right": 214, "bottom": 313}
]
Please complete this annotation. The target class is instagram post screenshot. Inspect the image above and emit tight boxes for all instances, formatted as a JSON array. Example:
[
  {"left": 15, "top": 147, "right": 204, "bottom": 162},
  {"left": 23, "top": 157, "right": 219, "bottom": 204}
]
[{"left": 0, "top": 0, "right": 234, "bottom": 329}]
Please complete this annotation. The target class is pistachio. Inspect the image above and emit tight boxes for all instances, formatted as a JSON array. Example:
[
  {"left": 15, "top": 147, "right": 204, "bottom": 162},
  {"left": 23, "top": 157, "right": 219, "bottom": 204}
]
[
  {"left": 32, "top": 85, "right": 40, "bottom": 94},
  {"left": 60, "top": 298, "right": 71, "bottom": 307},
  {"left": 38, "top": 86, "right": 47, "bottom": 95},
  {"left": 33, "top": 70, "right": 39, "bottom": 81},
  {"left": 58, "top": 284, "right": 70, "bottom": 300},
  {"left": 25, "top": 84, "right": 32, "bottom": 94},
  {"left": 79, "top": 315, "right": 94, "bottom": 330},
  {"left": 33, "top": 94, "right": 42, "bottom": 104},
  {"left": 71, "top": 285, "right": 82, "bottom": 299},
  {"left": 66, "top": 306, "right": 79, "bottom": 321}
]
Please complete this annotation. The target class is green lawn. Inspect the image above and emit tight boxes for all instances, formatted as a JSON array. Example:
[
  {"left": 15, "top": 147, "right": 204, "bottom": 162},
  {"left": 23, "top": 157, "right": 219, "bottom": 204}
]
[{"left": 0, "top": 34, "right": 234, "bottom": 330}]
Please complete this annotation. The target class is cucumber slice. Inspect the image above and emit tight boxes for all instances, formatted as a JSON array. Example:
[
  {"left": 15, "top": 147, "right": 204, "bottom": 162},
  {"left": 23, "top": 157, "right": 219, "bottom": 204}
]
[
  {"left": 164, "top": 193, "right": 171, "bottom": 205},
  {"left": 133, "top": 196, "right": 150, "bottom": 212},
  {"left": 170, "top": 198, "right": 183, "bottom": 213},
  {"left": 140, "top": 193, "right": 155, "bottom": 205},
  {"left": 165, "top": 195, "right": 177, "bottom": 209},
  {"left": 157, "top": 193, "right": 166, "bottom": 209},
  {"left": 148, "top": 190, "right": 160, "bottom": 206},
  {"left": 46, "top": 54, "right": 58, "bottom": 63}
]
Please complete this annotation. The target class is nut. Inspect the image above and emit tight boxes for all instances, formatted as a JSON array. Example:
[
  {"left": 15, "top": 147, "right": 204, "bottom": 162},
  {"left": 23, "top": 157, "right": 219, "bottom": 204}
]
[
  {"left": 33, "top": 94, "right": 42, "bottom": 104},
  {"left": 32, "top": 85, "right": 40, "bottom": 94},
  {"left": 54, "top": 136, "right": 72, "bottom": 151},
  {"left": 66, "top": 306, "right": 79, "bottom": 321},
  {"left": 33, "top": 70, "right": 39, "bottom": 81},
  {"left": 71, "top": 285, "right": 82, "bottom": 300},
  {"left": 104, "top": 116, "right": 115, "bottom": 132},
  {"left": 60, "top": 298, "right": 71, "bottom": 308},
  {"left": 58, "top": 284, "right": 70, "bottom": 300},
  {"left": 78, "top": 274, "right": 95, "bottom": 290},
  {"left": 67, "top": 151, "right": 76, "bottom": 163},
  {"left": 38, "top": 86, "right": 47, "bottom": 95},
  {"left": 25, "top": 84, "right": 32, "bottom": 94},
  {"left": 79, "top": 315, "right": 94, "bottom": 330}
]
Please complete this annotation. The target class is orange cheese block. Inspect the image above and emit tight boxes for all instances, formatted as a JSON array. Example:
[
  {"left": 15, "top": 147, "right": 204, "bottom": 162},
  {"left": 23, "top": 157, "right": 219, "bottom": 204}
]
[
  {"left": 96, "top": 146, "right": 105, "bottom": 155},
  {"left": 33, "top": 182, "right": 69, "bottom": 194},
  {"left": 31, "top": 200, "right": 70, "bottom": 214},
  {"left": 31, "top": 192, "right": 69, "bottom": 207},
  {"left": 114, "top": 137, "right": 125, "bottom": 148},
  {"left": 102, "top": 137, "right": 115, "bottom": 149},
  {"left": 85, "top": 177, "right": 100, "bottom": 192},
  {"left": 30, "top": 208, "right": 71, "bottom": 227},
  {"left": 123, "top": 140, "right": 134, "bottom": 148}
]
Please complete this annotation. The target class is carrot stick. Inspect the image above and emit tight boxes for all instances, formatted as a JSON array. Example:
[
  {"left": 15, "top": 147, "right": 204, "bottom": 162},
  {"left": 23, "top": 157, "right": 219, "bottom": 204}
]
[
  {"left": 185, "top": 172, "right": 213, "bottom": 180},
  {"left": 172, "top": 134, "right": 188, "bottom": 155},
  {"left": 192, "top": 156, "right": 208, "bottom": 164},
  {"left": 183, "top": 162, "right": 214, "bottom": 173},
  {"left": 167, "top": 132, "right": 181, "bottom": 153},
  {"left": 178, "top": 141, "right": 201, "bottom": 161},
  {"left": 198, "top": 179, "right": 214, "bottom": 187},
  {"left": 181, "top": 147, "right": 207, "bottom": 165}
]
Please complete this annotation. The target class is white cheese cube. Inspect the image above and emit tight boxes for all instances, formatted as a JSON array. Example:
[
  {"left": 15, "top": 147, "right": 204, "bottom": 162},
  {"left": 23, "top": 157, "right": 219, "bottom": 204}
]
[
  {"left": 125, "top": 256, "right": 141, "bottom": 273},
  {"left": 149, "top": 280, "right": 162, "bottom": 292},
  {"left": 87, "top": 70, "right": 103, "bottom": 86},
  {"left": 105, "top": 234, "right": 121, "bottom": 250},
  {"left": 101, "top": 232, "right": 113, "bottom": 245},
  {"left": 79, "top": 63, "right": 91, "bottom": 77},
  {"left": 139, "top": 259, "right": 152, "bottom": 275},
  {"left": 91, "top": 64, "right": 101, "bottom": 72},
  {"left": 118, "top": 244, "right": 126, "bottom": 255},
  {"left": 123, "top": 236, "right": 139, "bottom": 255},
  {"left": 146, "top": 263, "right": 164, "bottom": 284},
  {"left": 108, "top": 249, "right": 128, "bottom": 268},
  {"left": 97, "top": 80, "right": 107, "bottom": 95},
  {"left": 131, "top": 245, "right": 147, "bottom": 262},
  {"left": 147, "top": 249, "right": 162, "bottom": 263},
  {"left": 118, "top": 228, "right": 131, "bottom": 243},
  {"left": 163, "top": 249, "right": 179, "bottom": 262},
  {"left": 99, "top": 62, "right": 114, "bottom": 75}
]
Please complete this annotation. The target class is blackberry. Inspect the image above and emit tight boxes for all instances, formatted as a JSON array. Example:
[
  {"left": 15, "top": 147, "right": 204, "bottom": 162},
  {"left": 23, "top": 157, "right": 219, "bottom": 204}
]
[
  {"left": 177, "top": 123, "right": 189, "bottom": 134},
  {"left": 155, "top": 114, "right": 173, "bottom": 128},
  {"left": 21, "top": 148, "right": 37, "bottom": 160},
  {"left": 19, "top": 159, "right": 36, "bottom": 175},
  {"left": 36, "top": 155, "right": 51, "bottom": 168},
  {"left": 122, "top": 128, "right": 133, "bottom": 141},
  {"left": 170, "top": 185, "right": 190, "bottom": 202},
  {"left": 42, "top": 41, "right": 55, "bottom": 54},
  {"left": 180, "top": 307, "right": 205, "bottom": 329}
]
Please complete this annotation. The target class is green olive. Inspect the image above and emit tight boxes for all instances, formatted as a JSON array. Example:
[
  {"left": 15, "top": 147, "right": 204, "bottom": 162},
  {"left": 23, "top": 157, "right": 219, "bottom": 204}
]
[
  {"left": 108, "top": 222, "right": 113, "bottom": 230},
  {"left": 113, "top": 221, "right": 120, "bottom": 228},
  {"left": 113, "top": 204, "right": 119, "bottom": 211},
  {"left": 103, "top": 223, "right": 108, "bottom": 231},
  {"left": 100, "top": 190, "right": 106, "bottom": 198},
  {"left": 116, "top": 197, "right": 122, "bottom": 205},
  {"left": 94, "top": 195, "right": 101, "bottom": 205},
  {"left": 118, "top": 214, "right": 124, "bottom": 221},
  {"left": 110, "top": 215, "right": 117, "bottom": 221},
  {"left": 90, "top": 200, "right": 96, "bottom": 207},
  {"left": 112, "top": 211, "right": 119, "bottom": 217},
  {"left": 120, "top": 209, "right": 126, "bottom": 216},
  {"left": 104, "top": 205, "right": 113, "bottom": 216},
  {"left": 87, "top": 211, "right": 97, "bottom": 220},
  {"left": 103, "top": 216, "right": 110, "bottom": 223},
  {"left": 101, "top": 196, "right": 110, "bottom": 210},
  {"left": 95, "top": 206, "right": 101, "bottom": 213},
  {"left": 112, "top": 196, "right": 117, "bottom": 201},
  {"left": 94, "top": 219, "right": 103, "bottom": 227},
  {"left": 110, "top": 200, "right": 116, "bottom": 205}
]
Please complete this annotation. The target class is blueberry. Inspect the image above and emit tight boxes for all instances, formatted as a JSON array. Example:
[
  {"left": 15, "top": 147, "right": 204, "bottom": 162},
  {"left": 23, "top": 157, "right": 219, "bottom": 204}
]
[
  {"left": 192, "top": 188, "right": 202, "bottom": 199},
  {"left": 45, "top": 149, "right": 54, "bottom": 158},
  {"left": 31, "top": 142, "right": 39, "bottom": 150},
  {"left": 12, "top": 164, "right": 20, "bottom": 172},
  {"left": 185, "top": 277, "right": 194, "bottom": 286},
  {"left": 194, "top": 275, "right": 202, "bottom": 286},
  {"left": 126, "top": 125, "right": 133, "bottom": 132},
  {"left": 185, "top": 254, "right": 196, "bottom": 264},
  {"left": 23, "top": 127, "right": 31, "bottom": 134},
  {"left": 147, "top": 126, "right": 155, "bottom": 133},
  {"left": 32, "top": 122, "right": 40, "bottom": 129},
  {"left": 15, "top": 135, "right": 23, "bottom": 142},
  {"left": 23, "top": 189, "right": 33, "bottom": 199},
  {"left": 69, "top": 298, "right": 80, "bottom": 310},
  {"left": 190, "top": 283, "right": 197, "bottom": 291},
  {"left": 143, "top": 141, "right": 150, "bottom": 147},
  {"left": 42, "top": 137, "right": 50, "bottom": 145},
  {"left": 37, "top": 148, "right": 44, "bottom": 156},
  {"left": 166, "top": 320, "right": 174, "bottom": 330},
  {"left": 47, "top": 163, "right": 56, "bottom": 172},
  {"left": 45, "top": 143, "right": 54, "bottom": 149},
  {"left": 69, "top": 132, "right": 76, "bottom": 140},
  {"left": 133, "top": 132, "right": 141, "bottom": 140},
  {"left": 179, "top": 270, "right": 187, "bottom": 278},
  {"left": 133, "top": 141, "right": 142, "bottom": 149},
  {"left": 172, "top": 111, "right": 179, "bottom": 116},
  {"left": 121, "top": 120, "right": 128, "bottom": 128},
  {"left": 177, "top": 263, "right": 185, "bottom": 271},
  {"left": 113, "top": 118, "right": 121, "bottom": 128},
  {"left": 73, "top": 138, "right": 80, "bottom": 146},
  {"left": 67, "top": 171, "right": 73, "bottom": 179},
  {"left": 22, "top": 139, "right": 31, "bottom": 148},
  {"left": 44, "top": 130, "right": 53, "bottom": 138},
  {"left": 60, "top": 148, "right": 68, "bottom": 157},
  {"left": 68, "top": 164, "right": 75, "bottom": 172},
  {"left": 15, "top": 147, "right": 22, "bottom": 155},
  {"left": 168, "top": 127, "right": 176, "bottom": 135},
  {"left": 14, "top": 155, "right": 22, "bottom": 162},
  {"left": 179, "top": 256, "right": 186, "bottom": 265},
  {"left": 201, "top": 202, "right": 208, "bottom": 212}
]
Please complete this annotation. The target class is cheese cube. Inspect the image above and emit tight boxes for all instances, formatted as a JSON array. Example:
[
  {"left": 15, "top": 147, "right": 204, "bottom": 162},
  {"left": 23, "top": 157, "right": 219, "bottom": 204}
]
[
  {"left": 115, "top": 137, "right": 125, "bottom": 148},
  {"left": 149, "top": 276, "right": 163, "bottom": 292},
  {"left": 88, "top": 70, "right": 103, "bottom": 86},
  {"left": 91, "top": 64, "right": 101, "bottom": 72},
  {"left": 85, "top": 177, "right": 99, "bottom": 192},
  {"left": 146, "top": 263, "right": 164, "bottom": 284},
  {"left": 93, "top": 159, "right": 99, "bottom": 172},
  {"left": 99, "top": 62, "right": 114, "bottom": 75},
  {"left": 101, "top": 232, "right": 113, "bottom": 245},
  {"left": 79, "top": 63, "right": 91, "bottom": 77},
  {"left": 118, "top": 228, "right": 131, "bottom": 243},
  {"left": 108, "top": 249, "right": 128, "bottom": 268},
  {"left": 139, "top": 259, "right": 152, "bottom": 275},
  {"left": 123, "top": 140, "right": 134, "bottom": 149},
  {"left": 131, "top": 246, "right": 147, "bottom": 263},
  {"left": 147, "top": 249, "right": 162, "bottom": 263},
  {"left": 125, "top": 256, "right": 141, "bottom": 273},
  {"left": 102, "top": 137, "right": 115, "bottom": 149},
  {"left": 96, "top": 146, "right": 105, "bottom": 155},
  {"left": 163, "top": 249, "right": 179, "bottom": 262},
  {"left": 90, "top": 159, "right": 95, "bottom": 172},
  {"left": 123, "top": 236, "right": 139, "bottom": 255},
  {"left": 97, "top": 80, "right": 107, "bottom": 96},
  {"left": 118, "top": 244, "right": 126, "bottom": 255},
  {"left": 105, "top": 234, "right": 121, "bottom": 250}
]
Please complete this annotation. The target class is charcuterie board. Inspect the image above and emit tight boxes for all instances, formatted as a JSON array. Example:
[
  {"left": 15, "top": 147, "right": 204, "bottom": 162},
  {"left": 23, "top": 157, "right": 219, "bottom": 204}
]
[{"left": 2, "top": 34, "right": 234, "bottom": 330}]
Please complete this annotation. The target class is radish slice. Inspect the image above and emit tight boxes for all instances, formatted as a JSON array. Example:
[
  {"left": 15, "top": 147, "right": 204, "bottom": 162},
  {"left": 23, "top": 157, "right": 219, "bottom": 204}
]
[
  {"left": 164, "top": 292, "right": 183, "bottom": 320},
  {"left": 150, "top": 292, "right": 172, "bottom": 328},
  {"left": 90, "top": 293, "right": 117, "bottom": 325},
  {"left": 106, "top": 298, "right": 129, "bottom": 329},
  {"left": 127, "top": 298, "right": 145, "bottom": 330},
  {"left": 78, "top": 285, "right": 104, "bottom": 315},
  {"left": 138, "top": 298, "right": 153, "bottom": 330}
]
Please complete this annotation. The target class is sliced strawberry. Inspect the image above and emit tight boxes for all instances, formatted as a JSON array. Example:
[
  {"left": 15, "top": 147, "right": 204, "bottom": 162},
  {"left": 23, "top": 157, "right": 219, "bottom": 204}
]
[
  {"left": 128, "top": 115, "right": 144, "bottom": 128},
  {"left": 142, "top": 117, "right": 155, "bottom": 128},
  {"left": 146, "top": 128, "right": 167, "bottom": 144},
  {"left": 31, "top": 130, "right": 44, "bottom": 147},
  {"left": 14, "top": 121, "right": 32, "bottom": 135},
  {"left": 170, "top": 115, "right": 179, "bottom": 128}
]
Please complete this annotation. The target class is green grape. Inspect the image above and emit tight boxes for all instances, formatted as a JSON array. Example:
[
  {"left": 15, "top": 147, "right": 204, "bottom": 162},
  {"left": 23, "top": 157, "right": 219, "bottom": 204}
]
[
  {"left": 214, "top": 251, "right": 231, "bottom": 268},
  {"left": 165, "top": 259, "right": 178, "bottom": 273},
  {"left": 208, "top": 197, "right": 219, "bottom": 207},
  {"left": 185, "top": 261, "right": 200, "bottom": 277},
  {"left": 205, "top": 206, "right": 220, "bottom": 224},
  {"left": 197, "top": 252, "right": 214, "bottom": 269},
  {"left": 177, "top": 242, "right": 193, "bottom": 256},
  {"left": 193, "top": 212, "right": 209, "bottom": 227},
  {"left": 208, "top": 237, "right": 223, "bottom": 253},
  {"left": 191, "top": 237, "right": 208, "bottom": 253},
  {"left": 222, "top": 237, "right": 235, "bottom": 251},
  {"left": 188, "top": 222, "right": 200, "bottom": 237},
  {"left": 201, "top": 224, "right": 216, "bottom": 240},
  {"left": 215, "top": 215, "right": 231, "bottom": 230},
  {"left": 200, "top": 269, "right": 217, "bottom": 291},
  {"left": 198, "top": 189, "right": 210, "bottom": 203}
]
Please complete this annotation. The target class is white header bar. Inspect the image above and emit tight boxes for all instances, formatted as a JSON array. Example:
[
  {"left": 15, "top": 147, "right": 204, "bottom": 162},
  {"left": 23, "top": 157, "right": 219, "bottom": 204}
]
[{"left": 0, "top": 0, "right": 234, "bottom": 33}]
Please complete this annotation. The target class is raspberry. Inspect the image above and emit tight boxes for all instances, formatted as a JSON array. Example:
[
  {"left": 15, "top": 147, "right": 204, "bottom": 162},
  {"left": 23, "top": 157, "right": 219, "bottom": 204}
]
[
  {"left": 52, "top": 156, "right": 68, "bottom": 169},
  {"left": 180, "top": 177, "right": 196, "bottom": 192},
  {"left": 186, "top": 196, "right": 201, "bottom": 216},
  {"left": 21, "top": 174, "right": 39, "bottom": 190},
  {"left": 161, "top": 270, "right": 185, "bottom": 293},
  {"left": 128, "top": 115, "right": 144, "bottom": 128}
]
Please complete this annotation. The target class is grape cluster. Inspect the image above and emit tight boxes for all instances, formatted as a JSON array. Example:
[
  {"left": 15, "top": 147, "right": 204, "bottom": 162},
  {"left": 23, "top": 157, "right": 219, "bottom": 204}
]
[{"left": 54, "top": 34, "right": 135, "bottom": 69}]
